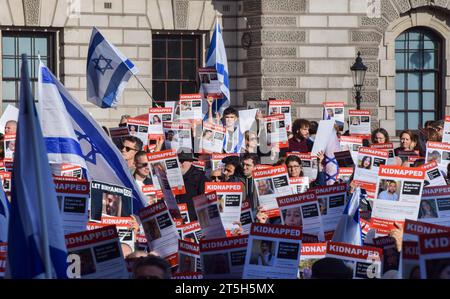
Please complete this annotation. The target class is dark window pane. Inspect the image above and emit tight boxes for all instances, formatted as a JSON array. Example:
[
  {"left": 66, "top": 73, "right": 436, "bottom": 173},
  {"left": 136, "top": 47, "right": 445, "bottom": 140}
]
[
  {"left": 168, "top": 40, "right": 181, "bottom": 58},
  {"left": 167, "top": 82, "right": 180, "bottom": 101},
  {"left": 2, "top": 58, "right": 16, "bottom": 77},
  {"left": 153, "top": 59, "right": 166, "bottom": 79},
  {"left": 153, "top": 81, "right": 166, "bottom": 101},
  {"left": 153, "top": 40, "right": 166, "bottom": 58},
  {"left": 35, "top": 38, "right": 48, "bottom": 56},
  {"left": 182, "top": 60, "right": 196, "bottom": 80},
  {"left": 182, "top": 82, "right": 197, "bottom": 94},
  {"left": 2, "top": 37, "right": 15, "bottom": 55},
  {"left": 18, "top": 37, "right": 31, "bottom": 55},
  {"left": 183, "top": 39, "right": 196, "bottom": 58},
  {"left": 168, "top": 60, "right": 181, "bottom": 79}
]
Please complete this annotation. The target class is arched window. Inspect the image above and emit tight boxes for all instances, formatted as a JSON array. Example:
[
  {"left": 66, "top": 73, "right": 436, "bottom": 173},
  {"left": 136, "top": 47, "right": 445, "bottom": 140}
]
[{"left": 395, "top": 27, "right": 443, "bottom": 133}]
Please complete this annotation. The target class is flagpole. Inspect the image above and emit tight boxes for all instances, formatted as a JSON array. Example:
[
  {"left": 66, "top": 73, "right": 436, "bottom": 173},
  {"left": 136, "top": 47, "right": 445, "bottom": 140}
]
[
  {"left": 23, "top": 54, "right": 52, "bottom": 279},
  {"left": 132, "top": 73, "right": 161, "bottom": 108},
  {"left": 214, "top": 15, "right": 219, "bottom": 115}
]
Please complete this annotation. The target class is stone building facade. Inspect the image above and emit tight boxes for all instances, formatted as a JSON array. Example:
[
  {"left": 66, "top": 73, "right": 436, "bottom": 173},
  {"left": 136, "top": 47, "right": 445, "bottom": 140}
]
[{"left": 0, "top": 0, "right": 449, "bottom": 136}]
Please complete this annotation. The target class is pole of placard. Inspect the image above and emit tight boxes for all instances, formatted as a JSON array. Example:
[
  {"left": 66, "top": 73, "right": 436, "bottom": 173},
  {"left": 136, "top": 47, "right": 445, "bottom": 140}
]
[{"left": 132, "top": 73, "right": 161, "bottom": 108}]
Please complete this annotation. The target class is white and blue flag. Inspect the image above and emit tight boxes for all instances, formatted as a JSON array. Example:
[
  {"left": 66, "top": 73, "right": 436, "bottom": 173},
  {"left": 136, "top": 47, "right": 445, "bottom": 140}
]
[
  {"left": 38, "top": 62, "right": 87, "bottom": 170},
  {"left": 39, "top": 64, "right": 146, "bottom": 214},
  {"left": 331, "top": 187, "right": 363, "bottom": 246},
  {"left": 86, "top": 27, "right": 138, "bottom": 108},
  {"left": 7, "top": 55, "right": 68, "bottom": 278},
  {"left": 204, "top": 20, "right": 230, "bottom": 117},
  {"left": 0, "top": 187, "right": 10, "bottom": 243}
]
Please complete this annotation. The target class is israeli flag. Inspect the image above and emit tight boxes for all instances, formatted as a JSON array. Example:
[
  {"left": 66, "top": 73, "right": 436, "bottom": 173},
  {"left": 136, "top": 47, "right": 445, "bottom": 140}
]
[
  {"left": 0, "top": 187, "right": 10, "bottom": 243},
  {"left": 7, "top": 55, "right": 67, "bottom": 278},
  {"left": 204, "top": 20, "right": 230, "bottom": 116},
  {"left": 331, "top": 187, "right": 363, "bottom": 246},
  {"left": 39, "top": 64, "right": 146, "bottom": 214},
  {"left": 38, "top": 62, "right": 87, "bottom": 170},
  {"left": 86, "top": 27, "right": 138, "bottom": 108}
]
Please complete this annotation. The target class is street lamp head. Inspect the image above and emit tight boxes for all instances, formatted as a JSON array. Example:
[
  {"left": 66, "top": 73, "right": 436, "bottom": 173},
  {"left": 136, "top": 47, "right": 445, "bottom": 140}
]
[{"left": 351, "top": 51, "right": 367, "bottom": 92}]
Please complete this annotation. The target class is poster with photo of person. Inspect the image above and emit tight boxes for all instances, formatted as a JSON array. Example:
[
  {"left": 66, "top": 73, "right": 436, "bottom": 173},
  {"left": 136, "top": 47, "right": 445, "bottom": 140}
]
[
  {"left": 349, "top": 110, "right": 371, "bottom": 136},
  {"left": 323, "top": 102, "right": 345, "bottom": 131},
  {"left": 198, "top": 67, "right": 223, "bottom": 99},
  {"left": 89, "top": 180, "right": 132, "bottom": 222}
]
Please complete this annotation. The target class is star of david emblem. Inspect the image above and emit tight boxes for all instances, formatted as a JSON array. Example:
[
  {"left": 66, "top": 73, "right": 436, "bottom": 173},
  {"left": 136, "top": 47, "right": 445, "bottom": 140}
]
[
  {"left": 75, "top": 130, "right": 100, "bottom": 164},
  {"left": 91, "top": 54, "right": 114, "bottom": 75}
]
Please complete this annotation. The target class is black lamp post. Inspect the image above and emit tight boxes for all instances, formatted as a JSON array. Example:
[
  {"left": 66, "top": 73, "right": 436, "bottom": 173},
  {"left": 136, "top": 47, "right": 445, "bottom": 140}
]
[{"left": 350, "top": 52, "right": 367, "bottom": 110}]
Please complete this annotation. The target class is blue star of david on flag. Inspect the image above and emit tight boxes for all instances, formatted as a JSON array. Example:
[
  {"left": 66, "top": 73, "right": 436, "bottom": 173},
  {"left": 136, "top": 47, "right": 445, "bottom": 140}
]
[
  {"left": 91, "top": 54, "right": 114, "bottom": 75},
  {"left": 324, "top": 155, "right": 339, "bottom": 183},
  {"left": 86, "top": 27, "right": 138, "bottom": 108},
  {"left": 75, "top": 130, "right": 100, "bottom": 165}
]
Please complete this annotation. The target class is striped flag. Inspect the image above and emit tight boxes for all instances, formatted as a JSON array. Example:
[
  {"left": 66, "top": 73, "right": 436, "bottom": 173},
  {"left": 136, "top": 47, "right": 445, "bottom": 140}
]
[
  {"left": 7, "top": 54, "right": 68, "bottom": 278},
  {"left": 324, "top": 127, "right": 340, "bottom": 185},
  {"left": 332, "top": 187, "right": 363, "bottom": 245},
  {"left": 39, "top": 64, "right": 146, "bottom": 214},
  {"left": 204, "top": 20, "right": 230, "bottom": 116},
  {"left": 86, "top": 27, "right": 138, "bottom": 108}
]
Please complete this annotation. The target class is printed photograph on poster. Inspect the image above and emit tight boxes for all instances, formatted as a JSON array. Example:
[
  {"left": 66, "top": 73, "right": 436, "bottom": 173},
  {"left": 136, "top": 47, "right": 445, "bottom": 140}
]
[
  {"left": 420, "top": 185, "right": 450, "bottom": 226},
  {"left": 199, "top": 235, "right": 248, "bottom": 279},
  {"left": 323, "top": 102, "right": 345, "bottom": 131},
  {"left": 268, "top": 100, "right": 292, "bottom": 132},
  {"left": 64, "top": 225, "right": 129, "bottom": 278},
  {"left": 418, "top": 232, "right": 450, "bottom": 279},
  {"left": 252, "top": 165, "right": 292, "bottom": 218},
  {"left": 349, "top": 110, "right": 371, "bottom": 135},
  {"left": 247, "top": 100, "right": 268, "bottom": 116},
  {"left": 198, "top": 67, "right": 223, "bottom": 98},
  {"left": 242, "top": 223, "right": 302, "bottom": 279},
  {"left": 89, "top": 180, "right": 132, "bottom": 222},
  {"left": 163, "top": 122, "right": 193, "bottom": 153},
  {"left": 179, "top": 94, "right": 203, "bottom": 121}
]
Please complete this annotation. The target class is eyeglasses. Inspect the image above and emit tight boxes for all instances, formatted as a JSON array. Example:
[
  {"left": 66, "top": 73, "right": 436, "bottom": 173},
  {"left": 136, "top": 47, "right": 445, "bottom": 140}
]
[
  {"left": 122, "top": 145, "right": 137, "bottom": 152},
  {"left": 211, "top": 176, "right": 224, "bottom": 180},
  {"left": 136, "top": 162, "right": 149, "bottom": 168}
]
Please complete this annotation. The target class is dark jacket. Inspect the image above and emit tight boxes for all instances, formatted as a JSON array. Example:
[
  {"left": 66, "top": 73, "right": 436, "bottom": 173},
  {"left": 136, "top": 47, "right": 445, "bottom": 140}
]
[{"left": 176, "top": 165, "right": 208, "bottom": 221}]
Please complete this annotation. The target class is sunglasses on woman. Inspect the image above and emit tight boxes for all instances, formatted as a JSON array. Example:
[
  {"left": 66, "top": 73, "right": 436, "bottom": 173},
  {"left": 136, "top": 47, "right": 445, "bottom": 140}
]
[{"left": 211, "top": 175, "right": 224, "bottom": 180}]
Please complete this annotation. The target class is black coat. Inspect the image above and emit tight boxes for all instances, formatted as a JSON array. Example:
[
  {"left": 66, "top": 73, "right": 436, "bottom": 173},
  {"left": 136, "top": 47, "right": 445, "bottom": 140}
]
[{"left": 176, "top": 165, "right": 208, "bottom": 221}]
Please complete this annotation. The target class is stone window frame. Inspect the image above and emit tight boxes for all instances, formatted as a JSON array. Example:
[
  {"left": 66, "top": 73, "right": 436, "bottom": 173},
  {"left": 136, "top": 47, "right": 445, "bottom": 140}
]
[{"left": 378, "top": 12, "right": 450, "bottom": 139}]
